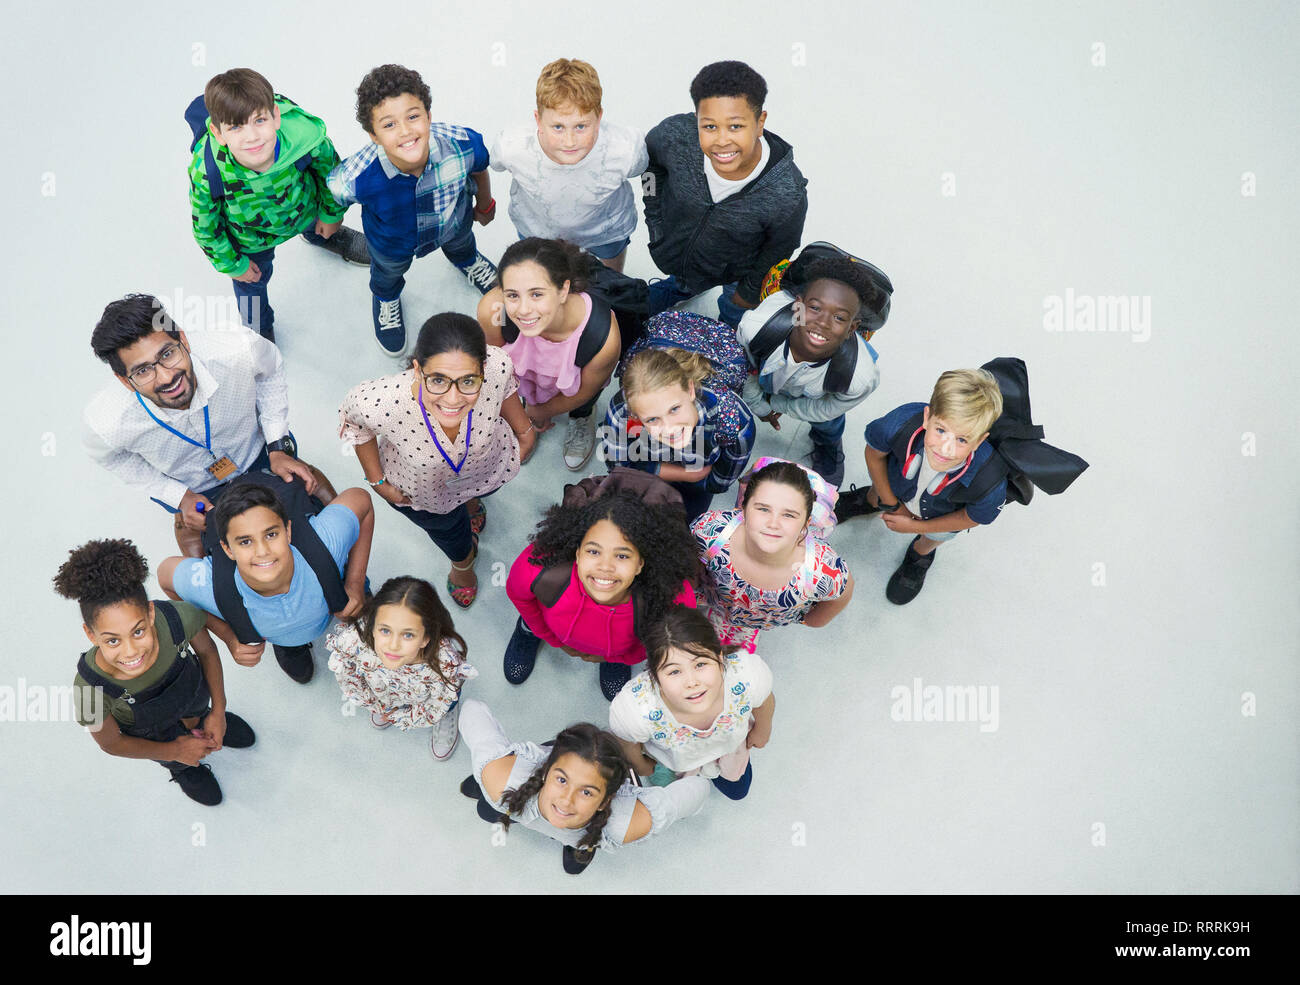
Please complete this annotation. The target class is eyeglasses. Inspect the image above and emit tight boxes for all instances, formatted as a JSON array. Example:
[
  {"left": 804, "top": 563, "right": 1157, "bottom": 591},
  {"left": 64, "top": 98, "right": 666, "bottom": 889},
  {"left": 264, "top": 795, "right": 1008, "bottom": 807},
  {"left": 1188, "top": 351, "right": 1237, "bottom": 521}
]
[
  {"left": 421, "top": 373, "right": 483, "bottom": 395},
  {"left": 127, "top": 342, "right": 188, "bottom": 386}
]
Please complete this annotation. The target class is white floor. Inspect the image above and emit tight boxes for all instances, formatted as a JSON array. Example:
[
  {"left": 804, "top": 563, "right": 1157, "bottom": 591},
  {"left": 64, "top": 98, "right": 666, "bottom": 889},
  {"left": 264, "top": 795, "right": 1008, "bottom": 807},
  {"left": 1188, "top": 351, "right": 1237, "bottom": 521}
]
[{"left": 2, "top": 1, "right": 1296, "bottom": 893}]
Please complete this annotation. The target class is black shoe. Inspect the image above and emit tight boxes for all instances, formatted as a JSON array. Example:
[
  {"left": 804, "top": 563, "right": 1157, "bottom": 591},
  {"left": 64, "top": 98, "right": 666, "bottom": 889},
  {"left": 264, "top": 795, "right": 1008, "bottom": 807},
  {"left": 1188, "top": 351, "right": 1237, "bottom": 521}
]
[
  {"left": 886, "top": 536, "right": 936, "bottom": 605},
  {"left": 170, "top": 763, "right": 222, "bottom": 806},
  {"left": 503, "top": 618, "right": 541, "bottom": 685},
  {"left": 306, "top": 225, "right": 371, "bottom": 265},
  {"left": 598, "top": 661, "right": 631, "bottom": 701},
  {"left": 562, "top": 844, "right": 597, "bottom": 875},
  {"left": 460, "top": 775, "right": 481, "bottom": 800},
  {"left": 460, "top": 774, "right": 506, "bottom": 823},
  {"left": 273, "top": 643, "right": 315, "bottom": 684},
  {"left": 221, "top": 712, "right": 256, "bottom": 748},
  {"left": 809, "top": 443, "right": 845, "bottom": 489},
  {"left": 834, "top": 484, "right": 882, "bottom": 524}
]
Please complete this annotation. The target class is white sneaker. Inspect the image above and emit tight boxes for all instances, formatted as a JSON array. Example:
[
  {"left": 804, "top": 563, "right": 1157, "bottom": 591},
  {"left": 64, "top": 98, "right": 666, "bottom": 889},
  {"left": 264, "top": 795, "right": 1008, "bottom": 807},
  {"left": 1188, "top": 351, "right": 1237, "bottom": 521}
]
[
  {"left": 563, "top": 413, "right": 596, "bottom": 471},
  {"left": 431, "top": 702, "right": 461, "bottom": 760}
]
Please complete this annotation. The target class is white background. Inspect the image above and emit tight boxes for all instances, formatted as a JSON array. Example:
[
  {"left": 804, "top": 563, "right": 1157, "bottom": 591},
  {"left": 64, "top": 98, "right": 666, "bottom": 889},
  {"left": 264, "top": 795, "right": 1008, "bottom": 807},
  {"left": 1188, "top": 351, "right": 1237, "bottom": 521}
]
[{"left": 2, "top": 0, "right": 1296, "bottom": 892}]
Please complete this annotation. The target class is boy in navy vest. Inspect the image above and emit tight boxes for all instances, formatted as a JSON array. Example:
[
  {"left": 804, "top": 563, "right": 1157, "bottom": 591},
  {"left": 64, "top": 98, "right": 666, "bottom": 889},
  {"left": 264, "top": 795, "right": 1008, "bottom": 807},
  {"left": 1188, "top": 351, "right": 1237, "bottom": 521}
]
[
  {"left": 837, "top": 369, "right": 1006, "bottom": 604},
  {"left": 329, "top": 64, "right": 498, "bottom": 356}
]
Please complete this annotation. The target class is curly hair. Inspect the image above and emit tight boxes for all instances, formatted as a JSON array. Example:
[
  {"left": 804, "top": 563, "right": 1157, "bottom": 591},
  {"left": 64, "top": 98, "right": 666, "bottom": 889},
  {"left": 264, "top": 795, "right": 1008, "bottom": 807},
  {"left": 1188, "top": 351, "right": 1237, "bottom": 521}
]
[
  {"left": 53, "top": 539, "right": 150, "bottom": 626},
  {"left": 347, "top": 577, "right": 465, "bottom": 684},
  {"left": 798, "top": 257, "right": 884, "bottom": 323},
  {"left": 528, "top": 491, "right": 699, "bottom": 631},
  {"left": 689, "top": 60, "right": 767, "bottom": 115},
  {"left": 356, "top": 64, "right": 431, "bottom": 133},
  {"left": 498, "top": 722, "right": 630, "bottom": 852}
]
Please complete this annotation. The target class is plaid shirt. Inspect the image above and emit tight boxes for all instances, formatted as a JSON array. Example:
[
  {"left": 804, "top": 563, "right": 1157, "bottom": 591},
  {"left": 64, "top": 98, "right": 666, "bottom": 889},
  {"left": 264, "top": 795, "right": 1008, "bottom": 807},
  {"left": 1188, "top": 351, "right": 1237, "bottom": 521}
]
[
  {"left": 328, "top": 122, "right": 487, "bottom": 258},
  {"left": 601, "top": 385, "right": 756, "bottom": 493}
]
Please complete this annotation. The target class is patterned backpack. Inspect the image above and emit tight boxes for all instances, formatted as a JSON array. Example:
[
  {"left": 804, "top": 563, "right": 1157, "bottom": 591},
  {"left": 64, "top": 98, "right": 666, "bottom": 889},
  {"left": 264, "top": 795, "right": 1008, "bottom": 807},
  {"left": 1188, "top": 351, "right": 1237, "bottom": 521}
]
[{"left": 616, "top": 310, "right": 750, "bottom": 395}]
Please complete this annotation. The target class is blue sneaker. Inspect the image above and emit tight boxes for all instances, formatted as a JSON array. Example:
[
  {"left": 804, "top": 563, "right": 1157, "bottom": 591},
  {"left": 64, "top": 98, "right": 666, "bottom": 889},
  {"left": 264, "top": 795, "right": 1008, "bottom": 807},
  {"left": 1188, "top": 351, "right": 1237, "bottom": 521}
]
[
  {"left": 456, "top": 253, "right": 498, "bottom": 296},
  {"left": 372, "top": 296, "right": 405, "bottom": 355},
  {"left": 503, "top": 617, "right": 541, "bottom": 684}
]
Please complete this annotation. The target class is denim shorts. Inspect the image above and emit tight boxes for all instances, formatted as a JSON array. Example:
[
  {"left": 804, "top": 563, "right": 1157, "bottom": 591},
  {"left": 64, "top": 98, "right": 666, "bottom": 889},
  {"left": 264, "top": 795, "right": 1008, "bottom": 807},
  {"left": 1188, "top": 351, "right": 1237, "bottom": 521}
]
[{"left": 584, "top": 236, "right": 631, "bottom": 260}]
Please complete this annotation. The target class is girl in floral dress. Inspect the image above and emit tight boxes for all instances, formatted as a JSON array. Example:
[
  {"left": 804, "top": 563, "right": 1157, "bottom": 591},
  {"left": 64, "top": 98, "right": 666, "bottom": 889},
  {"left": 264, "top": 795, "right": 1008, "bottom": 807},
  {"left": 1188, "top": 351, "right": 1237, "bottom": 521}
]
[
  {"left": 608, "top": 605, "right": 775, "bottom": 801},
  {"left": 691, "top": 460, "right": 854, "bottom": 652},
  {"left": 327, "top": 576, "right": 476, "bottom": 760}
]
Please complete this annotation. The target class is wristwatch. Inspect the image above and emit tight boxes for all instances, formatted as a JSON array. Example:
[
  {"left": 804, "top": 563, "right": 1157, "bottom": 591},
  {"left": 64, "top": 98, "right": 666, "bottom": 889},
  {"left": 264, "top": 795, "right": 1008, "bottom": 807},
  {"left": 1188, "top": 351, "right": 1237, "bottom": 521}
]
[{"left": 267, "top": 436, "right": 297, "bottom": 457}]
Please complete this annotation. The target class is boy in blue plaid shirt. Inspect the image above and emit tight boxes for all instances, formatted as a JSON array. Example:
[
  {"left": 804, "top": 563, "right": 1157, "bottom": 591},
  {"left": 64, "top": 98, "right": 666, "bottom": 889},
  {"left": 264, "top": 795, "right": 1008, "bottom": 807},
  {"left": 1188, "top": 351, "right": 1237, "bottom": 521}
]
[{"left": 329, "top": 64, "right": 498, "bottom": 355}]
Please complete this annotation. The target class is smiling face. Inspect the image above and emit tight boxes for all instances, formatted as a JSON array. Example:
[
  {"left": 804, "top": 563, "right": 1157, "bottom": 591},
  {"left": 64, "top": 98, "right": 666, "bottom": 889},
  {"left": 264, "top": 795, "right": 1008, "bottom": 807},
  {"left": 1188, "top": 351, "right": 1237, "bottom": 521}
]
[
  {"left": 742, "top": 479, "right": 810, "bottom": 557},
  {"left": 371, "top": 603, "right": 430, "bottom": 669},
  {"left": 536, "top": 752, "right": 611, "bottom": 830},
  {"left": 500, "top": 260, "right": 570, "bottom": 337},
  {"left": 654, "top": 645, "right": 726, "bottom": 719},
  {"left": 575, "top": 518, "right": 644, "bottom": 605},
  {"left": 922, "top": 406, "right": 988, "bottom": 471},
  {"left": 627, "top": 382, "right": 698, "bottom": 448},
  {"left": 210, "top": 105, "right": 281, "bottom": 172},
  {"left": 84, "top": 600, "right": 160, "bottom": 681},
  {"left": 791, "top": 279, "right": 862, "bottom": 362},
  {"left": 116, "top": 331, "right": 197, "bottom": 410},
  {"left": 414, "top": 350, "right": 483, "bottom": 431},
  {"left": 695, "top": 95, "right": 767, "bottom": 181},
  {"left": 369, "top": 92, "right": 431, "bottom": 176},
  {"left": 535, "top": 102, "right": 601, "bottom": 165},
  {"left": 220, "top": 506, "right": 294, "bottom": 594}
]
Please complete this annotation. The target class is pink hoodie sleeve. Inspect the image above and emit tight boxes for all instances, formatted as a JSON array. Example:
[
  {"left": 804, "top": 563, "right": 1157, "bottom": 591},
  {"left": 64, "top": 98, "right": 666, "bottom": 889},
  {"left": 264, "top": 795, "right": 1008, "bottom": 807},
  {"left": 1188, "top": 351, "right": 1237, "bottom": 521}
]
[
  {"left": 673, "top": 579, "right": 698, "bottom": 609},
  {"left": 505, "top": 545, "right": 564, "bottom": 647}
]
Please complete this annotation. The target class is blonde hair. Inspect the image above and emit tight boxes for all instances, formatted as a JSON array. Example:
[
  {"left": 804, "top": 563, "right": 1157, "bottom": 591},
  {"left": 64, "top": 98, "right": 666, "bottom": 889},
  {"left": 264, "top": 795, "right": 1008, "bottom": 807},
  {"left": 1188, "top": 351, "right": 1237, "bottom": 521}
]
[
  {"left": 621, "top": 349, "right": 713, "bottom": 407},
  {"left": 928, "top": 369, "right": 1003, "bottom": 439},
  {"left": 535, "top": 58, "right": 603, "bottom": 115}
]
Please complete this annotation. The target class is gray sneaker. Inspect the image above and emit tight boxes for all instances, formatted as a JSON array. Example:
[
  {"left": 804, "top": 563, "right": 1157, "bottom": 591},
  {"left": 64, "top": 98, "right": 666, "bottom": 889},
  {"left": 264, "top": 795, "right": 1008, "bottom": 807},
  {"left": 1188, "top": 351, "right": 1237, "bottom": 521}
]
[
  {"left": 431, "top": 702, "right": 461, "bottom": 760},
  {"left": 563, "top": 414, "right": 596, "bottom": 470}
]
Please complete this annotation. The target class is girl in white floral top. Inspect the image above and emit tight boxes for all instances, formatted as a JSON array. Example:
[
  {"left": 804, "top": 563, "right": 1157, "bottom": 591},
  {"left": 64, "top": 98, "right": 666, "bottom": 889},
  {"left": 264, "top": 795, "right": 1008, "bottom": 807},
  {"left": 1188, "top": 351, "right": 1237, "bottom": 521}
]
[
  {"left": 608, "top": 605, "right": 775, "bottom": 801},
  {"left": 327, "top": 577, "right": 477, "bottom": 760}
]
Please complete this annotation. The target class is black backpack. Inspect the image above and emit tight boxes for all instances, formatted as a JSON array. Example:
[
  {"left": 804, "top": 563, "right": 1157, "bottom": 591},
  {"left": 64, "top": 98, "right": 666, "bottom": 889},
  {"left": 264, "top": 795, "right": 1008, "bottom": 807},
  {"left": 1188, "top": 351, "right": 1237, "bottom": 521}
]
[
  {"left": 747, "top": 242, "right": 894, "bottom": 394},
  {"left": 888, "top": 357, "right": 1089, "bottom": 507},
  {"left": 184, "top": 93, "right": 313, "bottom": 201},
  {"left": 200, "top": 473, "right": 350, "bottom": 645}
]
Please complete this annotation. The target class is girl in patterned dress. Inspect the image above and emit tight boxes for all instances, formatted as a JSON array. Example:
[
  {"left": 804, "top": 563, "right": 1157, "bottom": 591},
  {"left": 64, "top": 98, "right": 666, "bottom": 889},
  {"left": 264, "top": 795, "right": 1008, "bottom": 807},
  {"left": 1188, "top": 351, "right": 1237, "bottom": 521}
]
[
  {"left": 602, "top": 347, "right": 757, "bottom": 524},
  {"left": 608, "top": 605, "right": 775, "bottom": 801},
  {"left": 327, "top": 576, "right": 476, "bottom": 760},
  {"left": 692, "top": 460, "right": 854, "bottom": 652}
]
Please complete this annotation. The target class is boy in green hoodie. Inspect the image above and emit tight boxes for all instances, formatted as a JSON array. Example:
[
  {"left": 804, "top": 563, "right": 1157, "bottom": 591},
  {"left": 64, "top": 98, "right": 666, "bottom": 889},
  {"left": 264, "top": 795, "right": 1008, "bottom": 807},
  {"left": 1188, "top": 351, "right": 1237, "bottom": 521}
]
[{"left": 189, "top": 68, "right": 369, "bottom": 343}]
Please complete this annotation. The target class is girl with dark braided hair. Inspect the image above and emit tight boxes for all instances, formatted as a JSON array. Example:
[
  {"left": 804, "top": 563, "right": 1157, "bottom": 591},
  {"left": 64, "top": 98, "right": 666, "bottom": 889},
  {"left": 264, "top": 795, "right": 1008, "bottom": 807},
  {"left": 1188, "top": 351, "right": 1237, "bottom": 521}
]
[
  {"left": 503, "top": 488, "right": 698, "bottom": 700},
  {"left": 54, "top": 538, "right": 256, "bottom": 807},
  {"left": 457, "top": 699, "right": 709, "bottom": 874}
]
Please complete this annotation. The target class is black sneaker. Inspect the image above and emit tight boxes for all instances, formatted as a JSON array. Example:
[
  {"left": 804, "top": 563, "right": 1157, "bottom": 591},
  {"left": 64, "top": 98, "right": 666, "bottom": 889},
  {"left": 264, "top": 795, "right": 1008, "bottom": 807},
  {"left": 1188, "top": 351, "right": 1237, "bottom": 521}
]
[
  {"left": 273, "top": 643, "right": 314, "bottom": 684},
  {"left": 809, "top": 442, "right": 845, "bottom": 489},
  {"left": 460, "top": 775, "right": 506, "bottom": 823},
  {"left": 834, "top": 484, "right": 882, "bottom": 524},
  {"left": 221, "top": 712, "right": 256, "bottom": 748},
  {"left": 886, "top": 536, "right": 936, "bottom": 605},
  {"left": 562, "top": 844, "right": 597, "bottom": 875},
  {"left": 503, "top": 617, "right": 541, "bottom": 685},
  {"left": 305, "top": 226, "right": 371, "bottom": 265},
  {"left": 598, "top": 661, "right": 631, "bottom": 701},
  {"left": 170, "top": 763, "right": 222, "bottom": 806}
]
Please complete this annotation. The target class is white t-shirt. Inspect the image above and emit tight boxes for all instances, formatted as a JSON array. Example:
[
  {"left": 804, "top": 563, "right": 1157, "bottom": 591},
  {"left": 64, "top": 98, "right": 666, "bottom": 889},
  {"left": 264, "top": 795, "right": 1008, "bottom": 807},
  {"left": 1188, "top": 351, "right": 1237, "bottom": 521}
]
[
  {"left": 608, "top": 651, "right": 773, "bottom": 777},
  {"left": 704, "top": 134, "right": 770, "bottom": 203},
  {"left": 905, "top": 456, "right": 941, "bottom": 516},
  {"left": 490, "top": 121, "right": 648, "bottom": 248}
]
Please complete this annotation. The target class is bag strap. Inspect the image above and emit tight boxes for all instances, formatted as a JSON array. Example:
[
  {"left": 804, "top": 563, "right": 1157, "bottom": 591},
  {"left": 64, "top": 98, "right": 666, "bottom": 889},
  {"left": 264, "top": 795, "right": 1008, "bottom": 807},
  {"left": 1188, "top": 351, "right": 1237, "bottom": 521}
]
[
  {"left": 573, "top": 293, "right": 613, "bottom": 367},
  {"left": 746, "top": 302, "right": 796, "bottom": 367},
  {"left": 822, "top": 342, "right": 859, "bottom": 395}
]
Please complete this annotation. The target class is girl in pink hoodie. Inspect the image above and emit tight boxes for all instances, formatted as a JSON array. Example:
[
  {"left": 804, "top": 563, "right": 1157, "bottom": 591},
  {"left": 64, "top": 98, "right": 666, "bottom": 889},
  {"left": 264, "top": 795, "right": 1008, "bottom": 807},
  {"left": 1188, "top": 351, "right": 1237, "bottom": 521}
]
[{"left": 504, "top": 490, "right": 698, "bottom": 700}]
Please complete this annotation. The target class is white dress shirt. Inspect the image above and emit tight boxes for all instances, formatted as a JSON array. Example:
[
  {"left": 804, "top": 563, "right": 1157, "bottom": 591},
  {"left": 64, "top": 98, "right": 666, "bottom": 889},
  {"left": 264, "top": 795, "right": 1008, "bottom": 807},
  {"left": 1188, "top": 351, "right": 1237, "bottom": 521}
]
[{"left": 82, "top": 323, "right": 291, "bottom": 508}]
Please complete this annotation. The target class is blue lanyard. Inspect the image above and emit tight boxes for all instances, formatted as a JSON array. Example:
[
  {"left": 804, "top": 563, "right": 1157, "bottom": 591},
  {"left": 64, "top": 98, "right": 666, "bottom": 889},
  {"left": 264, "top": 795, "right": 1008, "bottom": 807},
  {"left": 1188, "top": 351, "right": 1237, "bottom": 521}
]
[
  {"left": 136, "top": 393, "right": 213, "bottom": 456},
  {"left": 416, "top": 386, "right": 471, "bottom": 474}
]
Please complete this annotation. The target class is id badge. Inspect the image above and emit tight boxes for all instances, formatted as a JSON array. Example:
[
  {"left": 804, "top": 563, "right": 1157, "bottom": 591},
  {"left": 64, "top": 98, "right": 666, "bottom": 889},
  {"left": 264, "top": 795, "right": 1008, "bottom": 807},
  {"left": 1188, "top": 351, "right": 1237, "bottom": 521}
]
[
  {"left": 444, "top": 473, "right": 475, "bottom": 492},
  {"left": 207, "top": 455, "right": 238, "bottom": 481}
]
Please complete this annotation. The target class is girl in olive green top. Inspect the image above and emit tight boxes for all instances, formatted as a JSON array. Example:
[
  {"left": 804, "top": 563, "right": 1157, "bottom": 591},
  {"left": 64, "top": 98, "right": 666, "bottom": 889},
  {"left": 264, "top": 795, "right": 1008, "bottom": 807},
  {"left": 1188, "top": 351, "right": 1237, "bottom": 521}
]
[{"left": 55, "top": 538, "right": 255, "bottom": 807}]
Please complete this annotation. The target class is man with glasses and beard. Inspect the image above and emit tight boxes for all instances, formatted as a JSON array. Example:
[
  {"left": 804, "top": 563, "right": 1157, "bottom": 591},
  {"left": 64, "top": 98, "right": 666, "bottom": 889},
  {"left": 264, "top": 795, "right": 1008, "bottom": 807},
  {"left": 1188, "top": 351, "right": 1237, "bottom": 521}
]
[{"left": 82, "top": 293, "right": 336, "bottom": 558}]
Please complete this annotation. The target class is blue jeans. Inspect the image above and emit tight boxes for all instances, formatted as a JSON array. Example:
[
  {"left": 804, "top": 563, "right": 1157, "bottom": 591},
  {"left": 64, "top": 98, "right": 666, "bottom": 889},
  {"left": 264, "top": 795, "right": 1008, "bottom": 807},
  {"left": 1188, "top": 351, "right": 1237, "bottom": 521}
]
[
  {"left": 369, "top": 221, "right": 479, "bottom": 300},
  {"left": 647, "top": 276, "right": 745, "bottom": 329},
  {"left": 585, "top": 236, "right": 630, "bottom": 260},
  {"left": 231, "top": 229, "right": 332, "bottom": 339},
  {"left": 808, "top": 414, "right": 846, "bottom": 451}
]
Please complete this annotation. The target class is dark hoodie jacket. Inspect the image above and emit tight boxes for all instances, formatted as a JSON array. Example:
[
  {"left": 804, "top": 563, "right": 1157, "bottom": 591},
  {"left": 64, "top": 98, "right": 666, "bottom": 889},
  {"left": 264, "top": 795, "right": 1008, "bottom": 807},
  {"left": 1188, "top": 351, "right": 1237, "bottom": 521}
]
[{"left": 643, "top": 112, "right": 808, "bottom": 305}]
